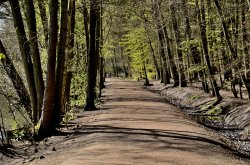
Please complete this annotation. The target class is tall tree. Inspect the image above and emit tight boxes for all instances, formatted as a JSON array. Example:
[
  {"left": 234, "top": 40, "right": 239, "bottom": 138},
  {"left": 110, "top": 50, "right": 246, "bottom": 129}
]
[
  {"left": 39, "top": 0, "right": 59, "bottom": 136},
  {"left": 24, "top": 0, "right": 44, "bottom": 122},
  {"left": 85, "top": 0, "right": 100, "bottom": 110},
  {"left": 197, "top": 0, "right": 222, "bottom": 102},
  {"left": 142, "top": 17, "right": 160, "bottom": 80},
  {"left": 181, "top": 0, "right": 201, "bottom": 81},
  {"left": 54, "top": 0, "right": 69, "bottom": 125},
  {"left": 153, "top": 0, "right": 170, "bottom": 84},
  {"left": 170, "top": 3, "right": 187, "bottom": 87},
  {"left": 9, "top": 0, "right": 37, "bottom": 122},
  {"left": 64, "top": 0, "right": 76, "bottom": 113},
  {"left": 214, "top": 0, "right": 250, "bottom": 99}
]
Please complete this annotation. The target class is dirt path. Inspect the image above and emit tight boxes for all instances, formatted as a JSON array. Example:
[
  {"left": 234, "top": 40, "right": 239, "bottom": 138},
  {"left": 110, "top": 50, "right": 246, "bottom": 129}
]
[{"left": 6, "top": 78, "right": 250, "bottom": 165}]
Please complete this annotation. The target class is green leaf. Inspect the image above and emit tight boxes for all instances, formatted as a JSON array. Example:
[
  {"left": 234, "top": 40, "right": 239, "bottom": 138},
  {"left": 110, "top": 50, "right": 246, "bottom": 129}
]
[{"left": 0, "top": 53, "right": 6, "bottom": 60}]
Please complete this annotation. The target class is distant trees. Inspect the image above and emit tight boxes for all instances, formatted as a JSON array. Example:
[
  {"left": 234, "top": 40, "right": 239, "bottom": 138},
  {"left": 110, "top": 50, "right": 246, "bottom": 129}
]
[{"left": 104, "top": 0, "right": 250, "bottom": 102}]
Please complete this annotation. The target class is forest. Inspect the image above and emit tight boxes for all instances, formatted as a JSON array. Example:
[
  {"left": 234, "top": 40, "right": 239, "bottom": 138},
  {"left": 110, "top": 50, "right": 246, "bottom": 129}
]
[{"left": 0, "top": 0, "right": 250, "bottom": 163}]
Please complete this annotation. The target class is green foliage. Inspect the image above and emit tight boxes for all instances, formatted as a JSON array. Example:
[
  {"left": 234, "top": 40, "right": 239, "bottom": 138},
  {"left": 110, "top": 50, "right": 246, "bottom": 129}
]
[
  {"left": 70, "top": 73, "right": 87, "bottom": 108},
  {"left": 120, "top": 23, "right": 155, "bottom": 79},
  {"left": 34, "top": 121, "right": 40, "bottom": 135},
  {"left": 0, "top": 53, "right": 6, "bottom": 60},
  {"left": 62, "top": 109, "right": 76, "bottom": 123},
  {"left": 187, "top": 65, "right": 206, "bottom": 74},
  {"left": 208, "top": 106, "right": 222, "bottom": 115},
  {"left": 181, "top": 39, "right": 200, "bottom": 53},
  {"left": 11, "top": 122, "right": 24, "bottom": 140},
  {"left": 188, "top": 95, "right": 198, "bottom": 101}
]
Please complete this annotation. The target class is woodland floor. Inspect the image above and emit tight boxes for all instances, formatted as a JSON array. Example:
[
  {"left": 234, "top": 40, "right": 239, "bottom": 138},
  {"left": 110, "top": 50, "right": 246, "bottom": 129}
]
[{"left": 2, "top": 78, "right": 250, "bottom": 165}]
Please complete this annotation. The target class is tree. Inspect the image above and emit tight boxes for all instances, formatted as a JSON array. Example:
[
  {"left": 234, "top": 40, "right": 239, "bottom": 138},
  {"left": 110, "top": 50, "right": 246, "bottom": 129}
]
[
  {"left": 196, "top": 0, "right": 222, "bottom": 103},
  {"left": 9, "top": 0, "right": 37, "bottom": 122},
  {"left": 0, "top": 40, "right": 32, "bottom": 117},
  {"left": 153, "top": 0, "right": 170, "bottom": 84},
  {"left": 214, "top": 0, "right": 250, "bottom": 99},
  {"left": 82, "top": 0, "right": 90, "bottom": 55},
  {"left": 85, "top": 0, "right": 100, "bottom": 111},
  {"left": 24, "top": 0, "right": 44, "bottom": 122},
  {"left": 54, "top": 0, "right": 69, "bottom": 125},
  {"left": 142, "top": 15, "right": 160, "bottom": 80},
  {"left": 38, "top": 0, "right": 59, "bottom": 136},
  {"left": 170, "top": 3, "right": 187, "bottom": 87},
  {"left": 241, "top": 0, "right": 250, "bottom": 79},
  {"left": 37, "top": 0, "right": 49, "bottom": 47}
]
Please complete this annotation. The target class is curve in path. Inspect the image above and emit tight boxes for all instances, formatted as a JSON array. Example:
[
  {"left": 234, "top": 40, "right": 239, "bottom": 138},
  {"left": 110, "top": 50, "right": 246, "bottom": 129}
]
[{"left": 30, "top": 78, "right": 249, "bottom": 165}]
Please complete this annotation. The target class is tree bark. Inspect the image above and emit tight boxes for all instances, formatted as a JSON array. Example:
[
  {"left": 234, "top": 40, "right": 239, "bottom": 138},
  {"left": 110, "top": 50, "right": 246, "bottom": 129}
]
[
  {"left": 64, "top": 0, "right": 76, "bottom": 109},
  {"left": 24, "top": 0, "right": 44, "bottom": 122},
  {"left": 38, "top": 0, "right": 59, "bottom": 136},
  {"left": 82, "top": 0, "right": 90, "bottom": 56},
  {"left": 153, "top": 0, "right": 170, "bottom": 84},
  {"left": 85, "top": 0, "right": 99, "bottom": 110},
  {"left": 99, "top": 57, "right": 105, "bottom": 97},
  {"left": 170, "top": 3, "right": 187, "bottom": 87},
  {"left": 54, "top": 0, "right": 69, "bottom": 125},
  {"left": 162, "top": 25, "right": 179, "bottom": 86},
  {"left": 37, "top": 0, "right": 49, "bottom": 47},
  {"left": 95, "top": 1, "right": 101, "bottom": 72}
]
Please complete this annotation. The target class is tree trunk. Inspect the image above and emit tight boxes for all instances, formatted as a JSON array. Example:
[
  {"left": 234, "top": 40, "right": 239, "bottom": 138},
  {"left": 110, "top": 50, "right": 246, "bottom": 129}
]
[
  {"left": 153, "top": 0, "right": 170, "bottom": 84},
  {"left": 54, "top": 0, "right": 69, "bottom": 125},
  {"left": 95, "top": 1, "right": 101, "bottom": 73},
  {"left": 162, "top": 26, "right": 179, "bottom": 86},
  {"left": 64, "top": 71, "right": 73, "bottom": 113},
  {"left": 24, "top": 0, "right": 44, "bottom": 122},
  {"left": 85, "top": 0, "right": 99, "bottom": 111},
  {"left": 158, "top": 29, "right": 170, "bottom": 84},
  {"left": 197, "top": 0, "right": 222, "bottom": 101},
  {"left": 181, "top": 0, "right": 201, "bottom": 81},
  {"left": 37, "top": 0, "right": 49, "bottom": 47},
  {"left": 64, "top": 0, "right": 76, "bottom": 109},
  {"left": 99, "top": 57, "right": 105, "bottom": 97},
  {"left": 9, "top": 0, "right": 37, "bottom": 123},
  {"left": 69, "top": 0, "right": 76, "bottom": 60},
  {"left": 143, "top": 62, "right": 150, "bottom": 86},
  {"left": 120, "top": 47, "right": 128, "bottom": 78},
  {"left": 241, "top": 0, "right": 250, "bottom": 79},
  {"left": 38, "top": 0, "right": 59, "bottom": 136},
  {"left": 141, "top": 13, "right": 160, "bottom": 80},
  {"left": 82, "top": 0, "right": 90, "bottom": 56},
  {"left": 170, "top": 4, "right": 187, "bottom": 87},
  {"left": 145, "top": 31, "right": 160, "bottom": 80},
  {"left": 214, "top": 0, "right": 250, "bottom": 99},
  {"left": 0, "top": 40, "right": 32, "bottom": 118}
]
